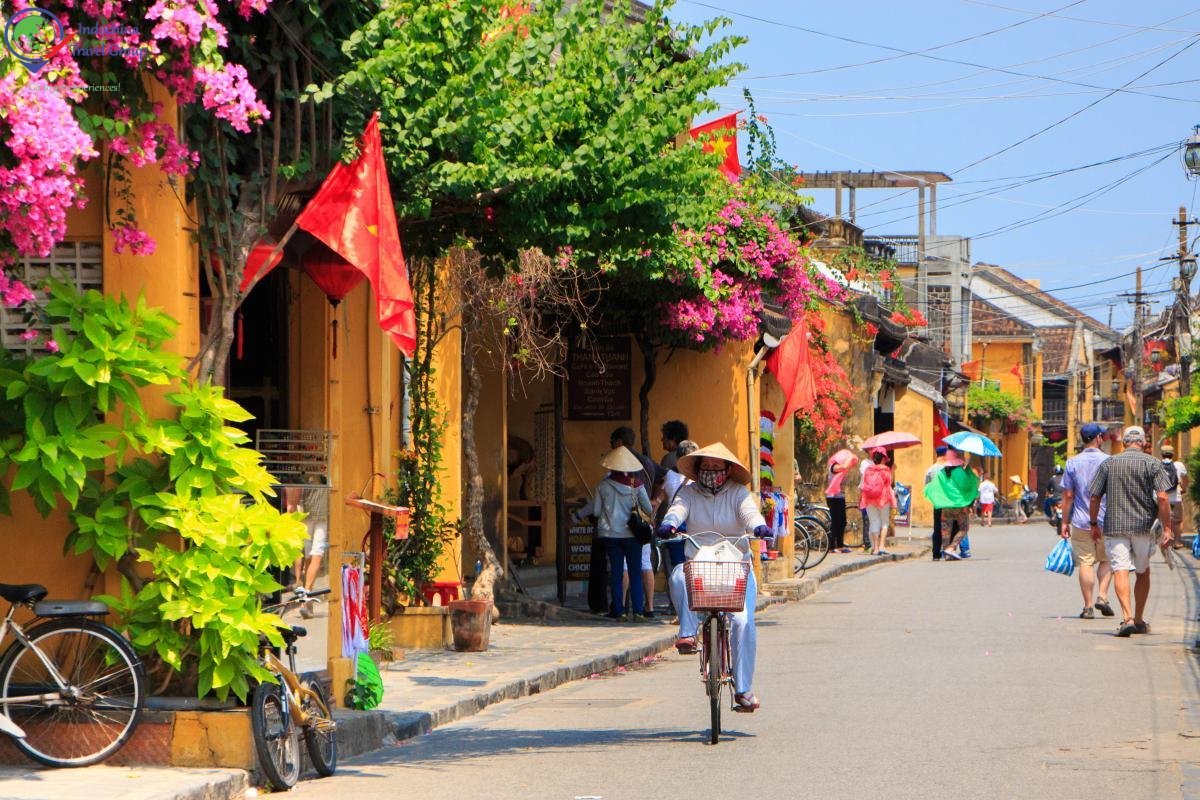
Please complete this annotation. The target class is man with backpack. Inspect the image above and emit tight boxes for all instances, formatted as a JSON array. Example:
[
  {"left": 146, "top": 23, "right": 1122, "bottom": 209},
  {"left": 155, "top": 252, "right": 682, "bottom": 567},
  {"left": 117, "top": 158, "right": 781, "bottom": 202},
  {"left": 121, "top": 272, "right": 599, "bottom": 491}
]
[{"left": 1160, "top": 444, "right": 1188, "bottom": 546}]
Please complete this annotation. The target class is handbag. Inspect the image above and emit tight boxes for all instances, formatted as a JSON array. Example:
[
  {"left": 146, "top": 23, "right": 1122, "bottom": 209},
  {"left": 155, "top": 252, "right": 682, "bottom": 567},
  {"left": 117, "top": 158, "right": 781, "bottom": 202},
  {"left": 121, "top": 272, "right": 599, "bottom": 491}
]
[
  {"left": 1044, "top": 538, "right": 1075, "bottom": 576},
  {"left": 629, "top": 504, "right": 653, "bottom": 545}
]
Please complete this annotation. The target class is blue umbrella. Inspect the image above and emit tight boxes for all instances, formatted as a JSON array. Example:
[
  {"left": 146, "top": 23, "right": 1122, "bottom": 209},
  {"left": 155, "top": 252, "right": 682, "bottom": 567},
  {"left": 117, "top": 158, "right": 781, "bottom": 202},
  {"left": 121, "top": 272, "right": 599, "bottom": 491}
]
[{"left": 942, "top": 430, "right": 1002, "bottom": 458}]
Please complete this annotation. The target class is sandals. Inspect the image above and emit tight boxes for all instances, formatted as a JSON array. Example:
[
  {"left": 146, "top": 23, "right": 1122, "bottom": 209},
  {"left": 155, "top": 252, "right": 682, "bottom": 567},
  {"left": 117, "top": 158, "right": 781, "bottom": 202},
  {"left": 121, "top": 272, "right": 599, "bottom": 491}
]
[
  {"left": 1134, "top": 620, "right": 1151, "bottom": 634},
  {"left": 733, "top": 692, "right": 760, "bottom": 713},
  {"left": 1093, "top": 599, "right": 1114, "bottom": 617},
  {"left": 674, "top": 636, "right": 697, "bottom": 655},
  {"left": 1116, "top": 620, "right": 1137, "bottom": 637}
]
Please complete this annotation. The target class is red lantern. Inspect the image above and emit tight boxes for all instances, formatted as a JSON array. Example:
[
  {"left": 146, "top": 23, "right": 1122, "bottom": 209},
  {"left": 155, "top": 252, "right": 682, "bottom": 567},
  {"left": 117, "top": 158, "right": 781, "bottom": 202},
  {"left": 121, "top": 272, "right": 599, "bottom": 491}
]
[{"left": 302, "top": 242, "right": 366, "bottom": 358}]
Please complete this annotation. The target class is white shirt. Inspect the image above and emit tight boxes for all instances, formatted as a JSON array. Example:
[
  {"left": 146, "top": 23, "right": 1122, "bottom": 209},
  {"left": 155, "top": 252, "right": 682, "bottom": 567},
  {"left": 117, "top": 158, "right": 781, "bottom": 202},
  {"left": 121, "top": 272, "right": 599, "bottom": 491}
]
[
  {"left": 1168, "top": 460, "right": 1188, "bottom": 503},
  {"left": 662, "top": 481, "right": 767, "bottom": 559},
  {"left": 978, "top": 480, "right": 997, "bottom": 505}
]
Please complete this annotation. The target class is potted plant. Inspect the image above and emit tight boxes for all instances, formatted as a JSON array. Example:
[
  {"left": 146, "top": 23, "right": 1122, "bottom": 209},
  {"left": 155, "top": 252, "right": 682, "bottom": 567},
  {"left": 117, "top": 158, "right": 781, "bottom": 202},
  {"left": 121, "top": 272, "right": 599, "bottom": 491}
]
[{"left": 448, "top": 598, "right": 493, "bottom": 652}]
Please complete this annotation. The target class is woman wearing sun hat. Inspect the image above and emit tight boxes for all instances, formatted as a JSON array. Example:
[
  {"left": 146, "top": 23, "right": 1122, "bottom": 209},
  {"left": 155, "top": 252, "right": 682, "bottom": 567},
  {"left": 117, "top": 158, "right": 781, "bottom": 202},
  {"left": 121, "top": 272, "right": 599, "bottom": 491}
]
[
  {"left": 657, "top": 442, "right": 773, "bottom": 713},
  {"left": 574, "top": 446, "right": 653, "bottom": 620}
]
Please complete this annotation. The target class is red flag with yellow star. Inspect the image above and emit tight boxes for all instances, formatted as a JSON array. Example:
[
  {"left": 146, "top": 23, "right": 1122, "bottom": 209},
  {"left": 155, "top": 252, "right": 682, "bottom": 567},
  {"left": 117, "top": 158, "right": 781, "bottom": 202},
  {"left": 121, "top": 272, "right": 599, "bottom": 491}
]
[
  {"left": 295, "top": 113, "right": 416, "bottom": 357},
  {"left": 689, "top": 113, "right": 740, "bottom": 181}
]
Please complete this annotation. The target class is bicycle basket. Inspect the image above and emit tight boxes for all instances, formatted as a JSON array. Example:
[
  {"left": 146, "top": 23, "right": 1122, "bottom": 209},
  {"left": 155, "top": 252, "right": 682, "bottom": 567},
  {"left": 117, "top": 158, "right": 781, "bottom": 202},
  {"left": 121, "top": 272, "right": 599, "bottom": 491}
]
[{"left": 683, "top": 560, "right": 750, "bottom": 612}]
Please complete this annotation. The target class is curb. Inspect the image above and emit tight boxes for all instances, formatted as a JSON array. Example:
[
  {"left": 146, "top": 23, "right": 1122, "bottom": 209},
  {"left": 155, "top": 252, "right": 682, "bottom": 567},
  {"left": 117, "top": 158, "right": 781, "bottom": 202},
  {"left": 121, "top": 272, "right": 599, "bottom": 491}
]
[
  {"left": 170, "top": 770, "right": 248, "bottom": 800},
  {"left": 380, "top": 550, "right": 919, "bottom": 745},
  {"left": 763, "top": 546, "right": 928, "bottom": 598}
]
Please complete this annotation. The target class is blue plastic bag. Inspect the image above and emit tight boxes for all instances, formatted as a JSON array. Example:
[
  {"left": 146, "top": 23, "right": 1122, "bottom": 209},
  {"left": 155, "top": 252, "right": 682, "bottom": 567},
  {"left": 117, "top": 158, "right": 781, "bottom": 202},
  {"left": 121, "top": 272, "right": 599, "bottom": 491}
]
[
  {"left": 1044, "top": 538, "right": 1074, "bottom": 576},
  {"left": 1192, "top": 533, "right": 1200, "bottom": 559}
]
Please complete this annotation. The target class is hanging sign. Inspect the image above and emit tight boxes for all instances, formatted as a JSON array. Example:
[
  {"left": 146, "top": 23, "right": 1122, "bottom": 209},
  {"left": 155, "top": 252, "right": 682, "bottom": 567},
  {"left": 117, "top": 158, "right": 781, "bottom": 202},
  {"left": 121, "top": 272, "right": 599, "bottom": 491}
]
[
  {"left": 567, "top": 336, "right": 632, "bottom": 421},
  {"left": 566, "top": 521, "right": 594, "bottom": 581}
]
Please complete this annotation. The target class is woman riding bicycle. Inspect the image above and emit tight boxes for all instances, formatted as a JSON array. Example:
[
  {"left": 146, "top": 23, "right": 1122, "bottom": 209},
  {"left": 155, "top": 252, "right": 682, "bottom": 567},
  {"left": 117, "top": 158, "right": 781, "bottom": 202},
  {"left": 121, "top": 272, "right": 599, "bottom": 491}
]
[{"left": 656, "top": 442, "right": 773, "bottom": 714}]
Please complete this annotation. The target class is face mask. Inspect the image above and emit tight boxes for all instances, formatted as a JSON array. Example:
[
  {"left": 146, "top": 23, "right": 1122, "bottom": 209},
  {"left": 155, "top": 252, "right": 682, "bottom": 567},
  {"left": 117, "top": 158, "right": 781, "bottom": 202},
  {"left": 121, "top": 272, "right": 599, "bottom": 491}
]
[{"left": 697, "top": 467, "right": 728, "bottom": 491}]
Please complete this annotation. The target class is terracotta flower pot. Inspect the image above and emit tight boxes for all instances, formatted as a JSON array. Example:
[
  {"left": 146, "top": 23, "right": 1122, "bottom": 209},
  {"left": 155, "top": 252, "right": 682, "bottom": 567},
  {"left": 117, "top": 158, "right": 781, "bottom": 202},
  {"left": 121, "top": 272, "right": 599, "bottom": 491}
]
[{"left": 448, "top": 599, "right": 493, "bottom": 652}]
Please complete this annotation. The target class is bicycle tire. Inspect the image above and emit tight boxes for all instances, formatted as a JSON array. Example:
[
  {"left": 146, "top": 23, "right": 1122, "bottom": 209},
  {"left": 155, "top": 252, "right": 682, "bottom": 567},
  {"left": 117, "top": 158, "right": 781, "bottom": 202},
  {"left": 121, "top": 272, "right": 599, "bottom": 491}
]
[
  {"left": 792, "top": 524, "right": 810, "bottom": 575},
  {"left": 805, "top": 506, "right": 833, "bottom": 530},
  {"left": 300, "top": 679, "right": 337, "bottom": 777},
  {"left": 251, "top": 681, "right": 301, "bottom": 790},
  {"left": 0, "top": 617, "right": 144, "bottom": 768},
  {"left": 797, "top": 515, "right": 830, "bottom": 569},
  {"left": 649, "top": 542, "right": 663, "bottom": 575},
  {"left": 705, "top": 615, "right": 721, "bottom": 745}
]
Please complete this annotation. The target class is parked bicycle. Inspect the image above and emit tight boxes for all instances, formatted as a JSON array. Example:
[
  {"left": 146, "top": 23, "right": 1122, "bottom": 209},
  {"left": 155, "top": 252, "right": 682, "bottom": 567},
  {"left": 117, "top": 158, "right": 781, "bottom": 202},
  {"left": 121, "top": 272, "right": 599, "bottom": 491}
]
[
  {"left": 794, "top": 483, "right": 832, "bottom": 530},
  {"left": 667, "top": 532, "right": 751, "bottom": 745},
  {"left": 0, "top": 582, "right": 144, "bottom": 767},
  {"left": 793, "top": 515, "right": 831, "bottom": 574},
  {"left": 252, "top": 588, "right": 338, "bottom": 790}
]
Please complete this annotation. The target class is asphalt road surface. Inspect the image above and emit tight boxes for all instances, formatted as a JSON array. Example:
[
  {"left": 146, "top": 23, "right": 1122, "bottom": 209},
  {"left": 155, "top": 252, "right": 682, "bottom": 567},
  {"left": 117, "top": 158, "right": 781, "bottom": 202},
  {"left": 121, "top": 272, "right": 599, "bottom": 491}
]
[{"left": 290, "top": 524, "right": 1200, "bottom": 800}]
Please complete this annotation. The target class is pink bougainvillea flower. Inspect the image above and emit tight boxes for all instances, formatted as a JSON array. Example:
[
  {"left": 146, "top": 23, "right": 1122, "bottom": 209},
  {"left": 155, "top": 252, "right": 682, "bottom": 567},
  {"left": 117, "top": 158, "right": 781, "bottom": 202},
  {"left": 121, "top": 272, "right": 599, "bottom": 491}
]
[{"left": 45, "top": 339, "right": 59, "bottom": 353}]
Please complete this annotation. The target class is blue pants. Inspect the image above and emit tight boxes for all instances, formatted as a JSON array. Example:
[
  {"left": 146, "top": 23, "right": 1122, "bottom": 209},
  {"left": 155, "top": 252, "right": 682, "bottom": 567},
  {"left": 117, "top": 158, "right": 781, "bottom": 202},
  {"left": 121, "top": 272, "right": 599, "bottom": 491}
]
[
  {"left": 669, "top": 563, "right": 758, "bottom": 694},
  {"left": 605, "top": 538, "right": 644, "bottom": 615}
]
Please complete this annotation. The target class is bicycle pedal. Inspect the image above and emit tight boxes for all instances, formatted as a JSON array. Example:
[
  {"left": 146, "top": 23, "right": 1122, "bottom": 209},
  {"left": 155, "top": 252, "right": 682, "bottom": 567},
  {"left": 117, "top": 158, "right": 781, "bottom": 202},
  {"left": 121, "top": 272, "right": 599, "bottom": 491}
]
[{"left": 311, "top": 718, "right": 338, "bottom": 733}]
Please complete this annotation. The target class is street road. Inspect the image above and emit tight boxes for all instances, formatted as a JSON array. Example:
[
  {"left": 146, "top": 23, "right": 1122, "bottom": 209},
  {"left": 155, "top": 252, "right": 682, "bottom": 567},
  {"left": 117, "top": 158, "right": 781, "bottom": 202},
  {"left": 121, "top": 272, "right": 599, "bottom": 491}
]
[{"left": 291, "top": 524, "right": 1200, "bottom": 799}]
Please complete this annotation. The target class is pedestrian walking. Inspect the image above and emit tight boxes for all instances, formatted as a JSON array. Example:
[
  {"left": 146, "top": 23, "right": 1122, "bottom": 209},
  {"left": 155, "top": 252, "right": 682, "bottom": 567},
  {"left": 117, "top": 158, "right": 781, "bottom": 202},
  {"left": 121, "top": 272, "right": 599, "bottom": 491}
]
[
  {"left": 659, "top": 420, "right": 689, "bottom": 473},
  {"left": 1008, "top": 475, "right": 1029, "bottom": 523},
  {"left": 1087, "top": 426, "right": 1174, "bottom": 637},
  {"left": 826, "top": 448, "right": 859, "bottom": 553},
  {"left": 651, "top": 440, "right": 700, "bottom": 610},
  {"left": 924, "top": 446, "right": 979, "bottom": 561},
  {"left": 1160, "top": 444, "right": 1188, "bottom": 546},
  {"left": 925, "top": 447, "right": 949, "bottom": 559},
  {"left": 1060, "top": 423, "right": 1114, "bottom": 620},
  {"left": 859, "top": 447, "right": 897, "bottom": 555},
  {"left": 978, "top": 475, "right": 998, "bottom": 527},
  {"left": 574, "top": 446, "right": 653, "bottom": 621},
  {"left": 659, "top": 443, "right": 773, "bottom": 713}
]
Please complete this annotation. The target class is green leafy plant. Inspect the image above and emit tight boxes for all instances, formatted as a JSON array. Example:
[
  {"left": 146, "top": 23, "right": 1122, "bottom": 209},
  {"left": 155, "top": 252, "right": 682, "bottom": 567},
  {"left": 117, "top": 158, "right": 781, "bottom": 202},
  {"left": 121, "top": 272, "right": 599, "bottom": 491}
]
[
  {"left": 0, "top": 283, "right": 305, "bottom": 700},
  {"left": 967, "top": 383, "right": 1033, "bottom": 428},
  {"left": 367, "top": 621, "right": 396, "bottom": 654}
]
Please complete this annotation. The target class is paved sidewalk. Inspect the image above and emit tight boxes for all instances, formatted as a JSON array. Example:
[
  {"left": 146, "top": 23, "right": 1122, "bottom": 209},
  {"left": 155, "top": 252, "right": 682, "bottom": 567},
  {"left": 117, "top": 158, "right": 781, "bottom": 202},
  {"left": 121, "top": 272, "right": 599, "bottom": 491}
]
[{"left": 0, "top": 766, "right": 246, "bottom": 800}]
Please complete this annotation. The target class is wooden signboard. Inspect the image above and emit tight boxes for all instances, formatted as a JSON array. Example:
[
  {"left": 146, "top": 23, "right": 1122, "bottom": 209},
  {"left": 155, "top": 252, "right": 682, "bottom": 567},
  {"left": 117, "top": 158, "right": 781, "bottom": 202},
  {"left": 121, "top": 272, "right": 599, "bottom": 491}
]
[
  {"left": 566, "top": 521, "right": 594, "bottom": 581},
  {"left": 567, "top": 336, "right": 632, "bottom": 421}
]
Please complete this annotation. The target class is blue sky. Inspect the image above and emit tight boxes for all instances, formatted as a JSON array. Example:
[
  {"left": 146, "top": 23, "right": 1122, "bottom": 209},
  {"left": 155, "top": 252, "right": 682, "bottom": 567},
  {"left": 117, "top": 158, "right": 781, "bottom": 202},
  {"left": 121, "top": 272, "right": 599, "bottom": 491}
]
[{"left": 670, "top": 0, "right": 1200, "bottom": 327}]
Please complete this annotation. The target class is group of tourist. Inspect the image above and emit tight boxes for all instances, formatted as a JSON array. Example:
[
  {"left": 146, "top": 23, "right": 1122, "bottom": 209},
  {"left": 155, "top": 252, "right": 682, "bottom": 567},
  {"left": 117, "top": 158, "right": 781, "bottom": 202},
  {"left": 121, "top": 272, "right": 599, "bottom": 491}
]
[{"left": 825, "top": 447, "right": 901, "bottom": 556}]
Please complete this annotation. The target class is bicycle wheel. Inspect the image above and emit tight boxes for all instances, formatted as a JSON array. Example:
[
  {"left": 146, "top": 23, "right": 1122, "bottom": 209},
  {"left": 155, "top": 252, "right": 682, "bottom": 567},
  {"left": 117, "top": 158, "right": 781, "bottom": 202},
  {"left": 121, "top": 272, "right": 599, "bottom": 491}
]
[
  {"left": 649, "top": 543, "right": 662, "bottom": 575},
  {"left": 792, "top": 525, "right": 810, "bottom": 575},
  {"left": 251, "top": 681, "right": 301, "bottom": 790},
  {"left": 797, "top": 516, "right": 830, "bottom": 569},
  {"left": 705, "top": 615, "right": 721, "bottom": 745},
  {"left": 0, "top": 618, "right": 143, "bottom": 767},
  {"left": 300, "top": 679, "right": 337, "bottom": 777},
  {"left": 806, "top": 506, "right": 833, "bottom": 530}
]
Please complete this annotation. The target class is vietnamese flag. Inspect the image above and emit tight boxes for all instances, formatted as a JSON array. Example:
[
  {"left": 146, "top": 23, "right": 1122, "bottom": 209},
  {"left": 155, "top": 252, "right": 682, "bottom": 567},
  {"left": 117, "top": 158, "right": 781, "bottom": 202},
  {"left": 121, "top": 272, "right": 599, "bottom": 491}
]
[
  {"left": 960, "top": 360, "right": 982, "bottom": 381},
  {"left": 295, "top": 113, "right": 416, "bottom": 358},
  {"left": 689, "top": 112, "right": 740, "bottom": 182},
  {"left": 765, "top": 314, "right": 816, "bottom": 427}
]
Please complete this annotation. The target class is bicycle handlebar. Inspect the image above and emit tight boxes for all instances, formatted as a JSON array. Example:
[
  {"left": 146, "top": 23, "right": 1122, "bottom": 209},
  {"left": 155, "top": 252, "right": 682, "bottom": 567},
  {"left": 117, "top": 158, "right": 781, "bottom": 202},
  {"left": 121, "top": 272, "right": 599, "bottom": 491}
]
[
  {"left": 659, "top": 531, "right": 753, "bottom": 547},
  {"left": 263, "top": 587, "right": 331, "bottom": 613}
]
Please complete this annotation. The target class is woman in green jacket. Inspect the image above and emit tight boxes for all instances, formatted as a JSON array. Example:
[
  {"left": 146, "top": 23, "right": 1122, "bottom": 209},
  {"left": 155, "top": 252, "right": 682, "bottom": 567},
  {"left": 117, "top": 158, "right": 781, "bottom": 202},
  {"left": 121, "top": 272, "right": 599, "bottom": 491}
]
[{"left": 923, "top": 446, "right": 980, "bottom": 561}]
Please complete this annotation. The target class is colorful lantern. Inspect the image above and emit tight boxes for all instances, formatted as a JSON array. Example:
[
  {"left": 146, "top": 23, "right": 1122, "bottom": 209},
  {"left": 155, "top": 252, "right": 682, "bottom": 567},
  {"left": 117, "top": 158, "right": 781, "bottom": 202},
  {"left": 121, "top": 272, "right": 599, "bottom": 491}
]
[{"left": 302, "top": 242, "right": 366, "bottom": 358}]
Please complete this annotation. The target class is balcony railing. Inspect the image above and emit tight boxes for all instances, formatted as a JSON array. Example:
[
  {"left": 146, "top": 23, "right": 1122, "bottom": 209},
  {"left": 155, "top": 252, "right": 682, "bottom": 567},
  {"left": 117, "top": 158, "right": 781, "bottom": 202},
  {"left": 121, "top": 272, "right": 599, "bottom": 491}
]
[
  {"left": 864, "top": 235, "right": 918, "bottom": 265},
  {"left": 1093, "top": 399, "right": 1125, "bottom": 423},
  {"left": 1042, "top": 399, "right": 1067, "bottom": 427}
]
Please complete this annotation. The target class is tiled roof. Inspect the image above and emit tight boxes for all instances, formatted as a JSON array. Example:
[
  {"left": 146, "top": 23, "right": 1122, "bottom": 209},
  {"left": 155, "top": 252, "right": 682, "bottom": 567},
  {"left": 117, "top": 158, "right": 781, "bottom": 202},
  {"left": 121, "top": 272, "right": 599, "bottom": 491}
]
[
  {"left": 973, "top": 263, "right": 1118, "bottom": 340},
  {"left": 1039, "top": 326, "right": 1076, "bottom": 377},
  {"left": 972, "top": 298, "right": 1035, "bottom": 337}
]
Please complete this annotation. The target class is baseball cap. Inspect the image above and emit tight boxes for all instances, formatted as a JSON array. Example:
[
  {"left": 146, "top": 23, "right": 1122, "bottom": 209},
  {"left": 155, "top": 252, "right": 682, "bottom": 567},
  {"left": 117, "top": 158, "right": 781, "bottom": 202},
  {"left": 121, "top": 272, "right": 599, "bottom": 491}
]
[
  {"left": 1123, "top": 425, "right": 1146, "bottom": 440},
  {"left": 935, "top": 446, "right": 948, "bottom": 455},
  {"left": 1079, "top": 422, "right": 1105, "bottom": 442}
]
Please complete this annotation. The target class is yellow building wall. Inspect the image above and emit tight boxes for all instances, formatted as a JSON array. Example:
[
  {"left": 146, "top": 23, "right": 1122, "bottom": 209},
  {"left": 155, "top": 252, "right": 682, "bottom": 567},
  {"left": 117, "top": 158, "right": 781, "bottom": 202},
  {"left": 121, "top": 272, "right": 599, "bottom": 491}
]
[
  {"left": 2, "top": 89, "right": 197, "bottom": 610},
  {"left": 893, "top": 389, "right": 935, "bottom": 527}
]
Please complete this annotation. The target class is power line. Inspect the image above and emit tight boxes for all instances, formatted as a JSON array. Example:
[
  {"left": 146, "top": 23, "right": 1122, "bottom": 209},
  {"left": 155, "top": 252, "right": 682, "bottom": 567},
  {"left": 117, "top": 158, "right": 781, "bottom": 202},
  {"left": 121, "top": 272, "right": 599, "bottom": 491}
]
[
  {"left": 959, "top": 1, "right": 1200, "bottom": 35},
  {"left": 681, "top": 1, "right": 1200, "bottom": 103}
]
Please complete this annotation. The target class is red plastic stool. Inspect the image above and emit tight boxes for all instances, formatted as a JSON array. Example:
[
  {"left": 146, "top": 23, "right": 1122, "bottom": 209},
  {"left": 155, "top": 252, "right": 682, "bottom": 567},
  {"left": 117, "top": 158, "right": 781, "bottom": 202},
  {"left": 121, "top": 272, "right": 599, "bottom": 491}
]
[{"left": 421, "top": 581, "right": 462, "bottom": 606}]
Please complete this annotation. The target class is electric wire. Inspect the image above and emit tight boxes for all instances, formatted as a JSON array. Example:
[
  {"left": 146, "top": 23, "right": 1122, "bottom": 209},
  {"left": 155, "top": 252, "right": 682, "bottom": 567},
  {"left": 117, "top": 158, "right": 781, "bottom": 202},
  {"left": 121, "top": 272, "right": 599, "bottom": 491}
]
[
  {"left": 960, "top": 1, "right": 1200, "bottom": 34},
  {"left": 681, "top": 0, "right": 1200, "bottom": 103}
]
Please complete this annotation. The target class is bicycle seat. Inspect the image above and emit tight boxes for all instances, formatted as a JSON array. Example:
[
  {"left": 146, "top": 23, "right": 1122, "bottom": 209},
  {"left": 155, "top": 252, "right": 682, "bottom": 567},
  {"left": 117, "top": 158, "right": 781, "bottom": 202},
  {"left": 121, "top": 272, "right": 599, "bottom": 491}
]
[
  {"left": 0, "top": 584, "right": 48, "bottom": 604},
  {"left": 282, "top": 625, "right": 307, "bottom": 643}
]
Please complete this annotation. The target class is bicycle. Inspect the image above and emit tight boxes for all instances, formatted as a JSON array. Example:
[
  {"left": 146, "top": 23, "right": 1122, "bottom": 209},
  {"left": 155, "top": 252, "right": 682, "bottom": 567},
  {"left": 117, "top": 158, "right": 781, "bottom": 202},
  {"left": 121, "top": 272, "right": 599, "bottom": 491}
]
[
  {"left": 792, "top": 515, "right": 831, "bottom": 574},
  {"left": 794, "top": 483, "right": 832, "bottom": 529},
  {"left": 668, "top": 532, "right": 752, "bottom": 745},
  {"left": 0, "top": 582, "right": 144, "bottom": 767},
  {"left": 252, "top": 588, "right": 338, "bottom": 790}
]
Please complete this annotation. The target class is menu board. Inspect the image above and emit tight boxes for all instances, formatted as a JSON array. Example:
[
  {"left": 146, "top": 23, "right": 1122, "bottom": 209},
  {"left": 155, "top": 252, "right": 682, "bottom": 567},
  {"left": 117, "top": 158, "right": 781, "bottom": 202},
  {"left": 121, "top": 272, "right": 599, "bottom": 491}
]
[
  {"left": 566, "top": 522, "right": 594, "bottom": 581},
  {"left": 567, "top": 336, "right": 632, "bottom": 421}
]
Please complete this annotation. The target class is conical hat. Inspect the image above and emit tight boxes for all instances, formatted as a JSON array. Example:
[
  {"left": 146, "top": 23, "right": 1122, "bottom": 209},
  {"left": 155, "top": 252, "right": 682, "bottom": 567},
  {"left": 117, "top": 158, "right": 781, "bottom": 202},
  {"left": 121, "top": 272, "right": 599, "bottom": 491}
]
[
  {"left": 601, "top": 446, "right": 644, "bottom": 473},
  {"left": 676, "top": 442, "right": 753, "bottom": 486}
]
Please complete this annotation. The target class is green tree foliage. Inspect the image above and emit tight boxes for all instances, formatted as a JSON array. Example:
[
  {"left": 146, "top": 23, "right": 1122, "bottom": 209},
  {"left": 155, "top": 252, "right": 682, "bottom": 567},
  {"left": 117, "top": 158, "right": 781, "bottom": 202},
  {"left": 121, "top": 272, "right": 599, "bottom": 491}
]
[
  {"left": 321, "top": 0, "right": 744, "bottom": 265},
  {"left": 0, "top": 284, "right": 305, "bottom": 700},
  {"left": 967, "top": 383, "right": 1033, "bottom": 427}
]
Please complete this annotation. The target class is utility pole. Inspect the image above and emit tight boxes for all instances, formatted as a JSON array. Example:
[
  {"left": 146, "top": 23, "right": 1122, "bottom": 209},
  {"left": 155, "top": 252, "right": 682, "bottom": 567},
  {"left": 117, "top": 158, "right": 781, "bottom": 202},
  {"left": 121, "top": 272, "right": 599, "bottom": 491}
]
[
  {"left": 1169, "top": 206, "right": 1197, "bottom": 460},
  {"left": 1122, "top": 269, "right": 1148, "bottom": 427}
]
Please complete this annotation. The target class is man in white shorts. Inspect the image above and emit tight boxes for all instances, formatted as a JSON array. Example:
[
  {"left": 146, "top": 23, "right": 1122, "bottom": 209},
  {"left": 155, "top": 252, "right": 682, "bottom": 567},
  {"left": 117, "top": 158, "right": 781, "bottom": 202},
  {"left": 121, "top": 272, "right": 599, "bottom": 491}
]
[
  {"left": 287, "top": 482, "right": 329, "bottom": 619},
  {"left": 1087, "top": 426, "right": 1173, "bottom": 637}
]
